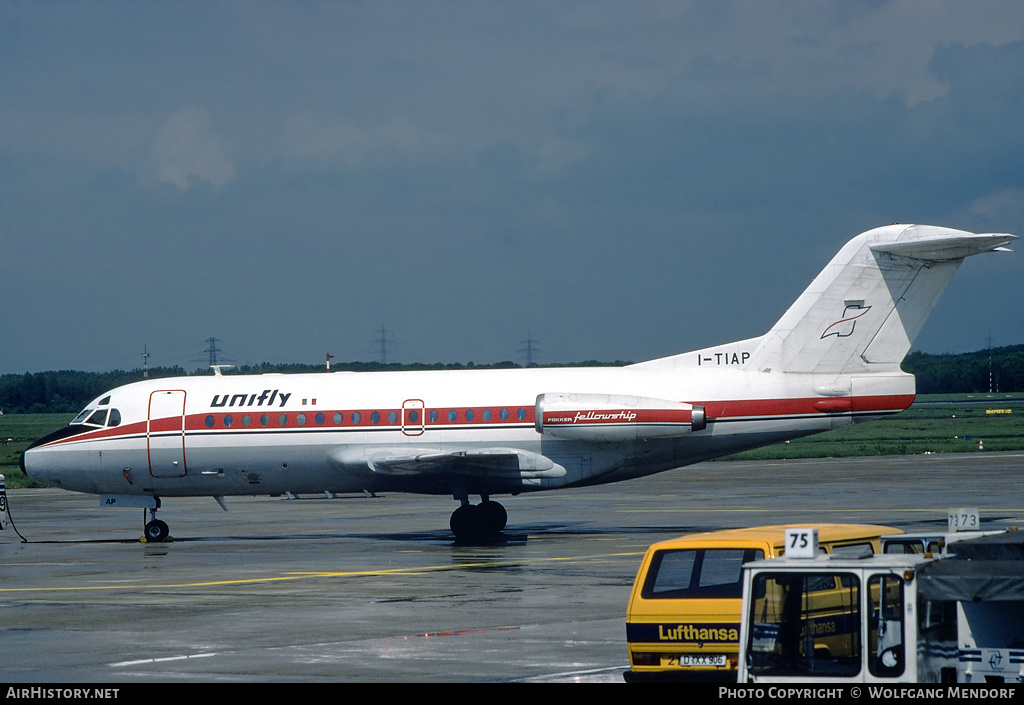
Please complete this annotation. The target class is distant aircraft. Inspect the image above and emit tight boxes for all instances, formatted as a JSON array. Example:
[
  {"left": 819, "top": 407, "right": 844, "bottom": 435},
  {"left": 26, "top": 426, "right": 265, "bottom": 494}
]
[{"left": 22, "top": 224, "right": 1016, "bottom": 541}]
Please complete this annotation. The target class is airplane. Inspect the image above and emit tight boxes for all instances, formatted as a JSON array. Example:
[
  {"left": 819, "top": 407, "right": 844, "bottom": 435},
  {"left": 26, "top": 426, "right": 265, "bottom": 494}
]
[{"left": 21, "top": 224, "right": 1016, "bottom": 542}]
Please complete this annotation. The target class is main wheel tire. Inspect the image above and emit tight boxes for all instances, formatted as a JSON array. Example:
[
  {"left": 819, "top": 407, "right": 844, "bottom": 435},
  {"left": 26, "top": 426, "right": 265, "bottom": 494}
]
[
  {"left": 478, "top": 500, "right": 507, "bottom": 534},
  {"left": 450, "top": 504, "right": 481, "bottom": 539}
]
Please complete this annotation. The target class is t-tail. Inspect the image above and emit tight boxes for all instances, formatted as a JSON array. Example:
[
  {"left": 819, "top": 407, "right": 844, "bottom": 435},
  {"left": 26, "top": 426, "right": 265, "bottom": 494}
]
[{"left": 746, "top": 224, "right": 1017, "bottom": 375}]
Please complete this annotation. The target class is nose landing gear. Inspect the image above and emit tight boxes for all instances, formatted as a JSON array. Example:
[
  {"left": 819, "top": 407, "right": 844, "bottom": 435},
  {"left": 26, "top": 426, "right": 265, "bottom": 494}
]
[{"left": 142, "top": 504, "right": 170, "bottom": 543}]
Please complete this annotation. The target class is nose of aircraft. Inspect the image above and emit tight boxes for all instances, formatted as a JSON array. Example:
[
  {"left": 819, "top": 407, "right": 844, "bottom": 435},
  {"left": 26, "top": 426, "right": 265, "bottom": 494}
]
[
  {"left": 20, "top": 440, "right": 46, "bottom": 484},
  {"left": 19, "top": 426, "right": 76, "bottom": 487}
]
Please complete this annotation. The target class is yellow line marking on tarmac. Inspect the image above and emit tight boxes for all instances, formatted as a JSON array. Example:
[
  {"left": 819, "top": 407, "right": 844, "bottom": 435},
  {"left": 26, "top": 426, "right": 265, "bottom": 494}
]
[{"left": 0, "top": 551, "right": 645, "bottom": 594}]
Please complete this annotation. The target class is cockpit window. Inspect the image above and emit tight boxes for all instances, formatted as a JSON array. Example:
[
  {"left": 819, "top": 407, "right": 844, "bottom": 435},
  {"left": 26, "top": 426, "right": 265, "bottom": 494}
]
[
  {"left": 86, "top": 409, "right": 108, "bottom": 426},
  {"left": 71, "top": 407, "right": 120, "bottom": 427},
  {"left": 99, "top": 396, "right": 111, "bottom": 406}
]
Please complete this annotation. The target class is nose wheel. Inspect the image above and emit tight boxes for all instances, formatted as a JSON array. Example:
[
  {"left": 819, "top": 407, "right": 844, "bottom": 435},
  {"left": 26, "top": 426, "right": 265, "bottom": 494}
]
[
  {"left": 450, "top": 498, "right": 507, "bottom": 540},
  {"left": 142, "top": 506, "right": 171, "bottom": 543}
]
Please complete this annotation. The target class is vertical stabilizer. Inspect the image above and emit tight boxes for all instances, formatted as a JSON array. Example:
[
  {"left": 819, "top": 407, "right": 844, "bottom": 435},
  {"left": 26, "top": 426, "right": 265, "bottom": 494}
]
[{"left": 747, "top": 224, "right": 1016, "bottom": 375}]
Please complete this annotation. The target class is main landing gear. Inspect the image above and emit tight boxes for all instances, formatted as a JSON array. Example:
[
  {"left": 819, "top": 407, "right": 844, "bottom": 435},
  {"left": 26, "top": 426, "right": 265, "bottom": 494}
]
[{"left": 449, "top": 496, "right": 507, "bottom": 540}]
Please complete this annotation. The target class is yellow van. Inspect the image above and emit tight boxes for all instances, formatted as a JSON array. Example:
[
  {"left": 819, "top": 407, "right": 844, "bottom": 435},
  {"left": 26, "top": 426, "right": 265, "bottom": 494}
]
[{"left": 624, "top": 523, "right": 901, "bottom": 682}]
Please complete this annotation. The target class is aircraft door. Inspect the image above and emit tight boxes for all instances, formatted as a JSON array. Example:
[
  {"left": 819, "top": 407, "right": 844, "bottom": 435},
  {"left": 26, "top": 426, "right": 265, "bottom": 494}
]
[
  {"left": 402, "top": 399, "right": 425, "bottom": 436},
  {"left": 148, "top": 390, "right": 187, "bottom": 478}
]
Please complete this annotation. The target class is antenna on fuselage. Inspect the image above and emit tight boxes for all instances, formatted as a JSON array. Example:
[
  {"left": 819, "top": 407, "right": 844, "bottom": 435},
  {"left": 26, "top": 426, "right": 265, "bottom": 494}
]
[
  {"left": 142, "top": 344, "right": 150, "bottom": 378},
  {"left": 211, "top": 365, "right": 235, "bottom": 377}
]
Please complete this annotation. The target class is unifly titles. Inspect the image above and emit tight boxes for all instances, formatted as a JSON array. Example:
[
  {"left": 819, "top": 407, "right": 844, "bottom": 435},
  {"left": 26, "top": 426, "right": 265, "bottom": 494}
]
[{"left": 210, "top": 389, "right": 292, "bottom": 408}]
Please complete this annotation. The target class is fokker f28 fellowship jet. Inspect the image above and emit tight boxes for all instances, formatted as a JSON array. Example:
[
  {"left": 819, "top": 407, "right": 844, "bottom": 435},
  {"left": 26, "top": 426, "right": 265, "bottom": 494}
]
[{"left": 22, "top": 224, "right": 1016, "bottom": 541}]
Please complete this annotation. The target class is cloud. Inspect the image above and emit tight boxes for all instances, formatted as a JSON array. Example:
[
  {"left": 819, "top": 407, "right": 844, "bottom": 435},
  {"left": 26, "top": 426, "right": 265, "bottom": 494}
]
[
  {"left": 281, "top": 112, "right": 444, "bottom": 167},
  {"left": 143, "top": 106, "right": 235, "bottom": 190}
]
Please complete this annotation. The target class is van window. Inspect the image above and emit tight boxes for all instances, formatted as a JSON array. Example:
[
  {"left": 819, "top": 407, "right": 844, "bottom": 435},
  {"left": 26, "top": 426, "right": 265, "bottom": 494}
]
[
  {"left": 642, "top": 548, "right": 764, "bottom": 600},
  {"left": 831, "top": 542, "right": 874, "bottom": 557},
  {"left": 884, "top": 540, "right": 924, "bottom": 554}
]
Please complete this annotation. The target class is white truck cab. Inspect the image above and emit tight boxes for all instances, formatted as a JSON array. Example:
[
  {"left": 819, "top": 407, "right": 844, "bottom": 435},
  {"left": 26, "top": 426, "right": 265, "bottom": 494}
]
[{"left": 737, "top": 528, "right": 1024, "bottom": 683}]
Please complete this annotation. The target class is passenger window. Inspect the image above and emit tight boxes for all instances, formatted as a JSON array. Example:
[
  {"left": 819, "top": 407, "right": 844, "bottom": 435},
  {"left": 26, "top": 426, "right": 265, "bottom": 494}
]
[
  {"left": 388, "top": 411, "right": 397, "bottom": 423},
  {"left": 482, "top": 409, "right": 492, "bottom": 421},
  {"left": 466, "top": 409, "right": 475, "bottom": 421},
  {"left": 447, "top": 410, "right": 457, "bottom": 422},
  {"left": 371, "top": 411, "right": 380, "bottom": 424}
]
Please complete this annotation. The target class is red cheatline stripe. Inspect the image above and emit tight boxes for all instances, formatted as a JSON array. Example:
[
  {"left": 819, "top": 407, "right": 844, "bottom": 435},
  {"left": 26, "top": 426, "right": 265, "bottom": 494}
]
[{"left": 34, "top": 394, "right": 914, "bottom": 447}]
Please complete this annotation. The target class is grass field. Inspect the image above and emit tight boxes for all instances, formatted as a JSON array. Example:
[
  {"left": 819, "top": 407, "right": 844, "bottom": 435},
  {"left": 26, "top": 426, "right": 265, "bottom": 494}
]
[
  {"left": 2, "top": 394, "right": 1022, "bottom": 489},
  {"left": 729, "top": 393, "right": 1024, "bottom": 460}
]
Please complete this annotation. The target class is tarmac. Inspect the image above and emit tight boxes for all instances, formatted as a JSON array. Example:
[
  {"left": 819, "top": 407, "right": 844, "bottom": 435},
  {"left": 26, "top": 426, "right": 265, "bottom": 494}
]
[{"left": 2, "top": 451, "right": 1022, "bottom": 683}]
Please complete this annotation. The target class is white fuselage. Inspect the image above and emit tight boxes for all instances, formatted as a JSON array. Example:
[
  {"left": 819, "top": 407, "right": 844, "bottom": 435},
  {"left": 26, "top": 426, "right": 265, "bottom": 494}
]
[
  {"left": 25, "top": 224, "right": 1013, "bottom": 516},
  {"left": 23, "top": 363, "right": 913, "bottom": 500}
]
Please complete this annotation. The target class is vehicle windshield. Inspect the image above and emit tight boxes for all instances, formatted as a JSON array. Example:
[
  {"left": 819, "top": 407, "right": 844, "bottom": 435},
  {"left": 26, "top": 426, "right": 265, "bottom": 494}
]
[
  {"left": 642, "top": 548, "right": 765, "bottom": 600},
  {"left": 746, "top": 571, "right": 862, "bottom": 677}
]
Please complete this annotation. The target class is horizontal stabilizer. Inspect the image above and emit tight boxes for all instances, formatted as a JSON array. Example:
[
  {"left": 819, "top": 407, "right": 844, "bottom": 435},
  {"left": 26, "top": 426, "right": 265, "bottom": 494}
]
[{"left": 870, "top": 232, "right": 1017, "bottom": 261}]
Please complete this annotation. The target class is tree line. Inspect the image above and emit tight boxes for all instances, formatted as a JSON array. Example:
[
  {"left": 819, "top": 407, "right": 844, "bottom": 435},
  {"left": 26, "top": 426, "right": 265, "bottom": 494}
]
[
  {"left": 1, "top": 347, "right": 1021, "bottom": 414},
  {"left": 902, "top": 344, "right": 1024, "bottom": 395}
]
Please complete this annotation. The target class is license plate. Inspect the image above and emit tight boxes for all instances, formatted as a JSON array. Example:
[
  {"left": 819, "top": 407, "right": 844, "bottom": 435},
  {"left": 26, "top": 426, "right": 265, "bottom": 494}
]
[{"left": 668, "top": 654, "right": 727, "bottom": 668}]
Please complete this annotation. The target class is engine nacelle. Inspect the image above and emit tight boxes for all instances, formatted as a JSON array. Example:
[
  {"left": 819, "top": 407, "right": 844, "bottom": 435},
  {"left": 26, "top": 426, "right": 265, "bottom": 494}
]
[{"left": 535, "top": 393, "right": 706, "bottom": 442}]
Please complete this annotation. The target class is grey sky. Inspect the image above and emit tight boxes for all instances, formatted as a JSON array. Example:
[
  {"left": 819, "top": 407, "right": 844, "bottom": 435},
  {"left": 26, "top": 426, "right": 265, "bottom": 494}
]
[{"left": 2, "top": 1, "right": 1022, "bottom": 373}]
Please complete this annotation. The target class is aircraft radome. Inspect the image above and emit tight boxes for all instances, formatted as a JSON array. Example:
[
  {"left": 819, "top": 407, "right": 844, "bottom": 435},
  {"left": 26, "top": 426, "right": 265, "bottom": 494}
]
[{"left": 21, "top": 224, "right": 1017, "bottom": 541}]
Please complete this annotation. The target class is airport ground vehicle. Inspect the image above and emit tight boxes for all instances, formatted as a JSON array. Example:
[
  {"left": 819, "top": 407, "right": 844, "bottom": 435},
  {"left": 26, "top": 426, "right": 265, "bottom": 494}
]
[
  {"left": 880, "top": 508, "right": 1003, "bottom": 555},
  {"left": 624, "top": 523, "right": 900, "bottom": 682},
  {"left": 737, "top": 529, "right": 1024, "bottom": 683}
]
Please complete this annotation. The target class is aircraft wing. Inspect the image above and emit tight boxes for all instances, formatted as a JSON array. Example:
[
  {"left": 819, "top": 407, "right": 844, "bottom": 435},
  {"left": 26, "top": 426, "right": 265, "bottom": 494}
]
[{"left": 332, "top": 447, "right": 567, "bottom": 479}]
